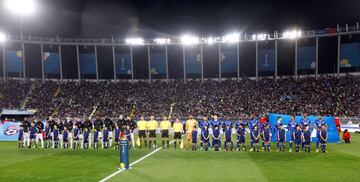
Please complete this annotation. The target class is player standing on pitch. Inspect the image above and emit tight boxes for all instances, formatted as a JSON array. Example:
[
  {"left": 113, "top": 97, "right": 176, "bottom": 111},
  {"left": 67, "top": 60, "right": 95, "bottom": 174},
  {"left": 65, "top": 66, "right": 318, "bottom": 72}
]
[
  {"left": 160, "top": 116, "right": 171, "bottom": 149},
  {"left": 287, "top": 115, "right": 297, "bottom": 152},
  {"left": 248, "top": 114, "right": 259, "bottom": 151},
  {"left": 185, "top": 115, "right": 197, "bottom": 150},
  {"left": 137, "top": 116, "right": 147, "bottom": 149},
  {"left": 104, "top": 115, "right": 115, "bottom": 148},
  {"left": 35, "top": 119, "right": 44, "bottom": 148},
  {"left": 299, "top": 112, "right": 311, "bottom": 151},
  {"left": 314, "top": 114, "right": 327, "bottom": 153},
  {"left": 199, "top": 116, "right": 210, "bottom": 150},
  {"left": 64, "top": 117, "right": 73, "bottom": 148},
  {"left": 173, "top": 118, "right": 183, "bottom": 149},
  {"left": 93, "top": 115, "right": 104, "bottom": 148}
]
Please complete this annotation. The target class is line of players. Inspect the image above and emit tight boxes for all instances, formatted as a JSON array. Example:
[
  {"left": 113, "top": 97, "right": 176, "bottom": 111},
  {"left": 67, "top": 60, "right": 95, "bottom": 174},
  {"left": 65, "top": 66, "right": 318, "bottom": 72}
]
[
  {"left": 17, "top": 115, "right": 136, "bottom": 149},
  {"left": 137, "top": 113, "right": 329, "bottom": 153}
]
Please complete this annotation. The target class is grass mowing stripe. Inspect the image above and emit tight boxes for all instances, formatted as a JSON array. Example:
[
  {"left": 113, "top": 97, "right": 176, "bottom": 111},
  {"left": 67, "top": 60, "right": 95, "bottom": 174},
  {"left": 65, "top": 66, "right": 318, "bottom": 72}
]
[{"left": 99, "top": 140, "right": 175, "bottom": 182}]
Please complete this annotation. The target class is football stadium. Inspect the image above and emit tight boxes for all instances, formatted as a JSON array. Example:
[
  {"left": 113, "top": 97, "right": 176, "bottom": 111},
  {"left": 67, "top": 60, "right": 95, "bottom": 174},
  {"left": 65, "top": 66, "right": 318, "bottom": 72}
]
[{"left": 0, "top": 0, "right": 360, "bottom": 181}]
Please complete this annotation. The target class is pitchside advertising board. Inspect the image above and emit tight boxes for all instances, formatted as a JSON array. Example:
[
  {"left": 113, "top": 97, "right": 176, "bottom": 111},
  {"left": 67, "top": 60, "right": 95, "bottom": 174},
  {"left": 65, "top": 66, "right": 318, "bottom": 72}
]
[
  {"left": 0, "top": 121, "right": 47, "bottom": 141},
  {"left": 269, "top": 113, "right": 340, "bottom": 143}
]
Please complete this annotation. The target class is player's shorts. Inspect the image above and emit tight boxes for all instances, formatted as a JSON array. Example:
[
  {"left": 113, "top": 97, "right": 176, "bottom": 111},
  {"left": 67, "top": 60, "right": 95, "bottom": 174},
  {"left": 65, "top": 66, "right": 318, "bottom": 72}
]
[
  {"left": 36, "top": 133, "right": 43, "bottom": 141},
  {"left": 68, "top": 132, "right": 72, "bottom": 140},
  {"left": 63, "top": 138, "right": 68, "bottom": 142},
  {"left": 290, "top": 133, "right": 295, "bottom": 141},
  {"left": 253, "top": 139, "right": 259, "bottom": 143},
  {"left": 74, "top": 136, "right": 79, "bottom": 141},
  {"left": 149, "top": 130, "right": 156, "bottom": 138},
  {"left": 279, "top": 138, "right": 285, "bottom": 143},
  {"left": 295, "top": 140, "right": 301, "bottom": 145},
  {"left": 174, "top": 132, "right": 182, "bottom": 140},
  {"left": 161, "top": 130, "right": 169, "bottom": 138},
  {"left": 59, "top": 134, "right": 63, "bottom": 142},
  {"left": 264, "top": 136, "right": 270, "bottom": 142},
  {"left": 108, "top": 131, "right": 113, "bottom": 138},
  {"left": 304, "top": 140, "right": 311, "bottom": 145},
  {"left": 98, "top": 132, "right": 103, "bottom": 138},
  {"left": 186, "top": 132, "right": 192, "bottom": 140},
  {"left": 79, "top": 134, "right": 84, "bottom": 140},
  {"left": 30, "top": 134, "right": 36, "bottom": 140},
  {"left": 320, "top": 140, "right": 326, "bottom": 144},
  {"left": 138, "top": 130, "right": 146, "bottom": 138},
  {"left": 237, "top": 136, "right": 245, "bottom": 143}
]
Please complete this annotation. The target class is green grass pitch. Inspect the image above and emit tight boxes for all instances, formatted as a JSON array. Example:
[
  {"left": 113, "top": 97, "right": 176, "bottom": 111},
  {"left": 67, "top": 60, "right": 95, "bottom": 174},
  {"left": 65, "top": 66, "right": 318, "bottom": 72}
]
[{"left": 0, "top": 134, "right": 359, "bottom": 182}]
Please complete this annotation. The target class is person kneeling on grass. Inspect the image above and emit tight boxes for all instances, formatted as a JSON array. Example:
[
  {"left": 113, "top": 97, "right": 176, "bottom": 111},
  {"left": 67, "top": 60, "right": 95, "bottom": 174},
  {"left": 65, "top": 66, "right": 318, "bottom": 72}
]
[
  {"left": 343, "top": 129, "right": 350, "bottom": 143},
  {"left": 319, "top": 124, "right": 328, "bottom": 154},
  {"left": 251, "top": 125, "right": 260, "bottom": 152}
]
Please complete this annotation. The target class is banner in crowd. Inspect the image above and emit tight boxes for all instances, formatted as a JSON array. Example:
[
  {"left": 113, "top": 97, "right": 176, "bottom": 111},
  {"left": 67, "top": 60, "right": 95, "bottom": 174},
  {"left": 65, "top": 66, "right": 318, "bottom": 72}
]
[
  {"left": 43, "top": 52, "right": 60, "bottom": 74},
  {"left": 185, "top": 46, "right": 201, "bottom": 76},
  {"left": 5, "top": 50, "right": 23, "bottom": 73},
  {"left": 115, "top": 53, "right": 132, "bottom": 75},
  {"left": 269, "top": 113, "right": 340, "bottom": 143},
  {"left": 79, "top": 53, "right": 96, "bottom": 75},
  {"left": 221, "top": 45, "right": 237, "bottom": 74},
  {"left": 0, "top": 122, "right": 21, "bottom": 141},
  {"left": 150, "top": 53, "right": 166, "bottom": 75},
  {"left": 297, "top": 46, "right": 316, "bottom": 70},
  {"left": 340, "top": 42, "right": 360, "bottom": 68},
  {"left": 258, "top": 48, "right": 275, "bottom": 72}
]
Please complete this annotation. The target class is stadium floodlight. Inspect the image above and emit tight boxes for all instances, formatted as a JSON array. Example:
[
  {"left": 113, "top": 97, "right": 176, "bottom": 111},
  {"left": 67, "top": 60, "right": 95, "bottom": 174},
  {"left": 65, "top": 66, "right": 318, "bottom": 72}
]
[
  {"left": 0, "top": 32, "right": 7, "bottom": 42},
  {"left": 154, "top": 38, "right": 171, "bottom": 44},
  {"left": 222, "top": 33, "right": 240, "bottom": 43},
  {"left": 283, "top": 30, "right": 302, "bottom": 39},
  {"left": 205, "top": 37, "right": 215, "bottom": 44},
  {"left": 125, "top": 38, "right": 144, "bottom": 45},
  {"left": 181, "top": 35, "right": 199, "bottom": 45},
  {"left": 4, "top": 0, "right": 37, "bottom": 15}
]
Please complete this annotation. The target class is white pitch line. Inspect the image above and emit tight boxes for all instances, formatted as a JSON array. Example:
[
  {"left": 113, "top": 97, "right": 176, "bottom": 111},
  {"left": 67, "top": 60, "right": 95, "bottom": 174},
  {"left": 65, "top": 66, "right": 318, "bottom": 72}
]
[{"left": 99, "top": 140, "right": 175, "bottom": 182}]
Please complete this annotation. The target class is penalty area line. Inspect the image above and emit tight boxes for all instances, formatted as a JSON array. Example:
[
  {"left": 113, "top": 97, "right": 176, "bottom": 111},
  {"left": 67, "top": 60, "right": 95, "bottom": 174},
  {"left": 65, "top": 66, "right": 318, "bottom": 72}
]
[{"left": 99, "top": 140, "right": 175, "bottom": 182}]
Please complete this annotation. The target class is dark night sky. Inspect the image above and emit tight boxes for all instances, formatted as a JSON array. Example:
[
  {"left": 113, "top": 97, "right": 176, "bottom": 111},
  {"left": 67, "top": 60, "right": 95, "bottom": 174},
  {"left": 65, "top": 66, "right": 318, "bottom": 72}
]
[{"left": 0, "top": 0, "right": 359, "bottom": 38}]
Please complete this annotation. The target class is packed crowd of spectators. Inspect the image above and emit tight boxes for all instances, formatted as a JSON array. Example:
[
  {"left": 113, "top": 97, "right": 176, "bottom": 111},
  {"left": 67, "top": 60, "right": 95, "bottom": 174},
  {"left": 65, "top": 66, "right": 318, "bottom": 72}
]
[{"left": 0, "top": 75, "right": 359, "bottom": 120}]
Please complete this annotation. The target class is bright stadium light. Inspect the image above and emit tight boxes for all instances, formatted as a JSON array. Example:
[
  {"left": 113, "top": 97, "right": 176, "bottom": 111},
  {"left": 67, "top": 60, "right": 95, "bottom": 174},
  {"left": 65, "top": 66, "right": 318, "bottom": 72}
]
[
  {"left": 283, "top": 30, "right": 302, "bottom": 39},
  {"left": 252, "top": 33, "right": 268, "bottom": 40},
  {"left": 125, "top": 38, "right": 144, "bottom": 45},
  {"left": 181, "top": 35, "right": 199, "bottom": 45},
  {"left": 154, "top": 38, "right": 171, "bottom": 44},
  {"left": 0, "top": 33, "right": 7, "bottom": 42},
  {"left": 4, "top": 0, "right": 37, "bottom": 15},
  {"left": 205, "top": 37, "right": 215, "bottom": 44},
  {"left": 222, "top": 33, "right": 240, "bottom": 43}
]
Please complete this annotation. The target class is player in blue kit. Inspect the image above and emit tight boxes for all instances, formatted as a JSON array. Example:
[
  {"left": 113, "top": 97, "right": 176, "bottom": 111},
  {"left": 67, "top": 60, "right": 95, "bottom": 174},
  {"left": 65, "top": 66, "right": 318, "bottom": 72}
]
[
  {"left": 235, "top": 116, "right": 247, "bottom": 130},
  {"left": 261, "top": 120, "right": 271, "bottom": 151},
  {"left": 124, "top": 125, "right": 132, "bottom": 149},
  {"left": 299, "top": 113, "right": 311, "bottom": 151},
  {"left": 199, "top": 116, "right": 210, "bottom": 150},
  {"left": 18, "top": 126, "right": 24, "bottom": 148},
  {"left": 202, "top": 125, "right": 210, "bottom": 151},
  {"left": 319, "top": 124, "right": 328, "bottom": 154},
  {"left": 63, "top": 127, "right": 69, "bottom": 149},
  {"left": 191, "top": 126, "right": 198, "bottom": 151},
  {"left": 29, "top": 122, "right": 39, "bottom": 148},
  {"left": 248, "top": 114, "right": 260, "bottom": 151},
  {"left": 303, "top": 125, "right": 311, "bottom": 152},
  {"left": 53, "top": 125, "right": 59, "bottom": 148},
  {"left": 262, "top": 123, "right": 272, "bottom": 152},
  {"left": 44, "top": 122, "right": 51, "bottom": 148},
  {"left": 274, "top": 116, "right": 282, "bottom": 151},
  {"left": 293, "top": 125, "right": 303, "bottom": 153},
  {"left": 287, "top": 115, "right": 297, "bottom": 152},
  {"left": 314, "top": 114, "right": 327, "bottom": 152},
  {"left": 93, "top": 128, "right": 99, "bottom": 149},
  {"left": 236, "top": 124, "right": 246, "bottom": 151},
  {"left": 212, "top": 125, "right": 221, "bottom": 151},
  {"left": 251, "top": 125, "right": 260, "bottom": 152},
  {"left": 114, "top": 124, "right": 121, "bottom": 149},
  {"left": 277, "top": 124, "right": 286, "bottom": 152},
  {"left": 83, "top": 128, "right": 90, "bottom": 149},
  {"left": 73, "top": 124, "right": 79, "bottom": 149},
  {"left": 224, "top": 125, "right": 233, "bottom": 151},
  {"left": 222, "top": 116, "right": 233, "bottom": 132},
  {"left": 103, "top": 127, "right": 109, "bottom": 149}
]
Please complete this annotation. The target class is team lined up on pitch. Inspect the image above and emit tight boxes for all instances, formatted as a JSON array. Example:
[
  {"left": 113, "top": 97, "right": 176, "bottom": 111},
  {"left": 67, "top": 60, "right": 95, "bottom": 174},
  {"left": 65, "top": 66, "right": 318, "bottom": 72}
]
[{"left": 17, "top": 113, "right": 329, "bottom": 153}]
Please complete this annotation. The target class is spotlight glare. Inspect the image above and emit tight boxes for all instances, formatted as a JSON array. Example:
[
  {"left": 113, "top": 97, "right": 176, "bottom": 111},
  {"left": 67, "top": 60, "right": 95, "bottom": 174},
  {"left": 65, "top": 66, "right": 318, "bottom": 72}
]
[
  {"left": 206, "top": 37, "right": 214, "bottom": 44},
  {"left": 125, "top": 38, "right": 144, "bottom": 45},
  {"left": 154, "top": 38, "right": 170, "bottom": 44},
  {"left": 181, "top": 35, "right": 199, "bottom": 45},
  {"left": 283, "top": 30, "right": 302, "bottom": 39},
  {"left": 222, "top": 33, "right": 240, "bottom": 43},
  {"left": 0, "top": 33, "right": 7, "bottom": 42},
  {"left": 5, "top": 0, "right": 37, "bottom": 15}
]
